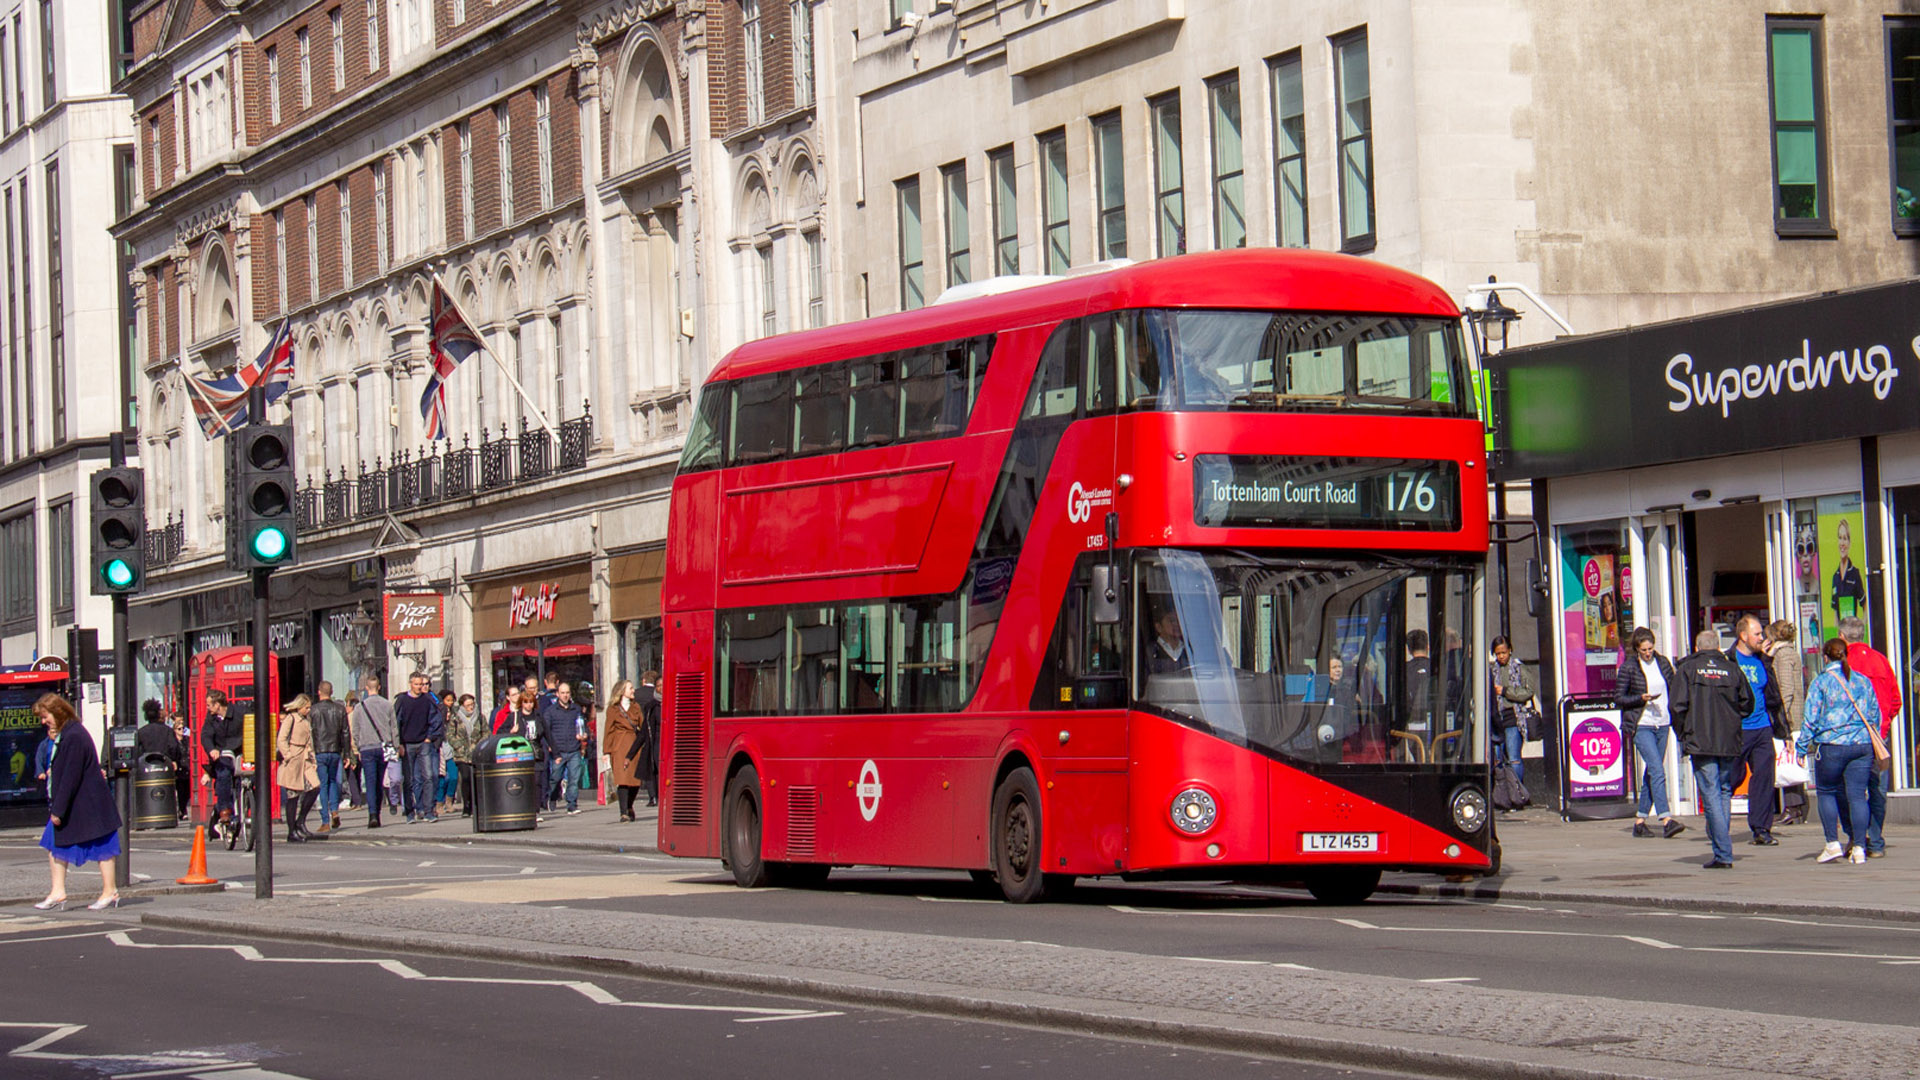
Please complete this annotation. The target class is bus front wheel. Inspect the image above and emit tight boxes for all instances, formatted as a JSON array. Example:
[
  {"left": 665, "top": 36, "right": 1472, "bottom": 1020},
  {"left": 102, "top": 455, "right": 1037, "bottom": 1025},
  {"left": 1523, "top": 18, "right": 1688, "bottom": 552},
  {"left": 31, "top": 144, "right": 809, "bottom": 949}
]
[
  {"left": 992, "top": 767, "right": 1065, "bottom": 903},
  {"left": 723, "top": 765, "right": 772, "bottom": 888},
  {"left": 1304, "top": 867, "right": 1381, "bottom": 905}
]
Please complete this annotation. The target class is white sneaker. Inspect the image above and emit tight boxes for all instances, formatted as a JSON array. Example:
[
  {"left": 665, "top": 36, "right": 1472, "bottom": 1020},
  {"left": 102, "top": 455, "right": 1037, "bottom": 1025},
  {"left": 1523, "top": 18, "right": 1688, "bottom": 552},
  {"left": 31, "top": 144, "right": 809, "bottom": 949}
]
[
  {"left": 1850, "top": 845, "right": 1868, "bottom": 864},
  {"left": 1818, "top": 842, "right": 1846, "bottom": 863}
]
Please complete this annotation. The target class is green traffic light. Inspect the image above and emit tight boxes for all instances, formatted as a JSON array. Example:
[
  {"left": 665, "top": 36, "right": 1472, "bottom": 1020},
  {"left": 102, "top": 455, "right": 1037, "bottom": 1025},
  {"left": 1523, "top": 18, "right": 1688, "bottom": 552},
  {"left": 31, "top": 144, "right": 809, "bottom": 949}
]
[
  {"left": 101, "top": 558, "right": 137, "bottom": 590},
  {"left": 251, "top": 525, "right": 290, "bottom": 563}
]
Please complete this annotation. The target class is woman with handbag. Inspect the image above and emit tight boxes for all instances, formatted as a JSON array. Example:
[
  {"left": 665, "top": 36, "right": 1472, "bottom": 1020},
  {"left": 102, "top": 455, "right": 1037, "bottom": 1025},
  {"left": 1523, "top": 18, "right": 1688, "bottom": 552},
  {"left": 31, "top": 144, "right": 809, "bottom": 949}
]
[
  {"left": 276, "top": 694, "right": 320, "bottom": 842},
  {"left": 1489, "top": 636, "right": 1537, "bottom": 787},
  {"left": 1795, "top": 638, "right": 1883, "bottom": 864},
  {"left": 1615, "top": 628, "right": 1685, "bottom": 839},
  {"left": 604, "top": 680, "right": 644, "bottom": 822}
]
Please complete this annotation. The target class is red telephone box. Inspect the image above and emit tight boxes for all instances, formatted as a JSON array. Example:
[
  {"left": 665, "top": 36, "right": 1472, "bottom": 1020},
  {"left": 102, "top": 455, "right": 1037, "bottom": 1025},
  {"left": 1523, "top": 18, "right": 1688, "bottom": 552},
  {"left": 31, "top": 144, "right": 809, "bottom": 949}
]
[{"left": 187, "top": 647, "right": 281, "bottom": 823}]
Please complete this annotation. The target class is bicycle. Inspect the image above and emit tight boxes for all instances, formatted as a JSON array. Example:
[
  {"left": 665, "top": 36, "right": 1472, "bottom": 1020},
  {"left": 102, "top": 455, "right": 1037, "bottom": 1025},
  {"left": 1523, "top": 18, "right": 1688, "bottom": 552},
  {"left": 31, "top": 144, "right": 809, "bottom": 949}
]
[{"left": 225, "top": 765, "right": 257, "bottom": 853}]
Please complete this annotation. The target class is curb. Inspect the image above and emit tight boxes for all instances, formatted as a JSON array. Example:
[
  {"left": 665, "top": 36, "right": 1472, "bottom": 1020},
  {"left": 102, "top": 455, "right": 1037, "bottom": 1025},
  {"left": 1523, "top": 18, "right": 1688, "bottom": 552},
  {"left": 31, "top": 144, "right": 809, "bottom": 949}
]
[
  {"left": 137, "top": 909, "right": 1749, "bottom": 1080},
  {"left": 2, "top": 881, "right": 225, "bottom": 907}
]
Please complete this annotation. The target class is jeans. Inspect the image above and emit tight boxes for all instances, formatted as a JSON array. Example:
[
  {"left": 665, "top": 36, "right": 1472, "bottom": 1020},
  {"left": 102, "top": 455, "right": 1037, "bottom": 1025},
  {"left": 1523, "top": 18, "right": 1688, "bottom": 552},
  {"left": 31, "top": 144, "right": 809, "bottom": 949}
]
[
  {"left": 1729, "top": 727, "right": 1776, "bottom": 838},
  {"left": 211, "top": 755, "right": 236, "bottom": 818},
  {"left": 1692, "top": 756, "right": 1737, "bottom": 864},
  {"left": 405, "top": 743, "right": 436, "bottom": 820},
  {"left": 1494, "top": 724, "right": 1525, "bottom": 786},
  {"left": 554, "top": 751, "right": 582, "bottom": 811},
  {"left": 315, "top": 752, "right": 342, "bottom": 826},
  {"left": 438, "top": 759, "right": 460, "bottom": 804},
  {"left": 359, "top": 748, "right": 386, "bottom": 818},
  {"left": 1812, "top": 742, "right": 1873, "bottom": 849},
  {"left": 1633, "top": 725, "right": 1672, "bottom": 818},
  {"left": 1867, "top": 767, "right": 1889, "bottom": 854}
]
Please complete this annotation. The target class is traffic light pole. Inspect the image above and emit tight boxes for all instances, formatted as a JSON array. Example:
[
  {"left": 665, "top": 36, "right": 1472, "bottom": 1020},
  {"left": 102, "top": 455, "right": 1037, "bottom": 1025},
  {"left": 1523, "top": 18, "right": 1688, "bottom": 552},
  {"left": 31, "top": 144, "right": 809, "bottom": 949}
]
[
  {"left": 249, "top": 386, "right": 274, "bottom": 900},
  {"left": 109, "top": 433, "right": 132, "bottom": 890}
]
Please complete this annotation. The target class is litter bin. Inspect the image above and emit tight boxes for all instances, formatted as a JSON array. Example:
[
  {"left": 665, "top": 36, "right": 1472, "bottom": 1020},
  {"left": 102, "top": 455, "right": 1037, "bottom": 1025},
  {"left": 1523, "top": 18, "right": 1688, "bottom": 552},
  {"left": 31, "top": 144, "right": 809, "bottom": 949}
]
[
  {"left": 134, "top": 753, "right": 179, "bottom": 830},
  {"left": 471, "top": 735, "right": 539, "bottom": 832}
]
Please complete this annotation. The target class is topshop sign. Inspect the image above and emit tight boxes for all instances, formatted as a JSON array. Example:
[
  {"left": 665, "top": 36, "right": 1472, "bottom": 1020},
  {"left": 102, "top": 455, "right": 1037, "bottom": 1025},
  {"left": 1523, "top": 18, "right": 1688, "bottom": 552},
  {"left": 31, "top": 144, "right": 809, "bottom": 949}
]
[{"left": 1493, "top": 278, "right": 1920, "bottom": 479}]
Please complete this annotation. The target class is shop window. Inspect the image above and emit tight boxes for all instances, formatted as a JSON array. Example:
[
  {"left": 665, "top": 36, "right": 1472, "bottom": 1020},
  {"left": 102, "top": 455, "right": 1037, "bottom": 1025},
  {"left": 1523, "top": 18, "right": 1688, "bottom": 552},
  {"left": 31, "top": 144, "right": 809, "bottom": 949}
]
[
  {"left": 1885, "top": 18, "right": 1920, "bottom": 235},
  {"left": 1558, "top": 521, "right": 1628, "bottom": 697},
  {"left": 1768, "top": 17, "right": 1831, "bottom": 235}
]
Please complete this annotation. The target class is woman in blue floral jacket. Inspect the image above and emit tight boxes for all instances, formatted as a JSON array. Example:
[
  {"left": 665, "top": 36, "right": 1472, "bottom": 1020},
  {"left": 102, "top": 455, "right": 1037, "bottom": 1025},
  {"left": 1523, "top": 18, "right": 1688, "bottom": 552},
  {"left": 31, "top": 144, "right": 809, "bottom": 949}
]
[{"left": 1796, "top": 638, "right": 1882, "bottom": 865}]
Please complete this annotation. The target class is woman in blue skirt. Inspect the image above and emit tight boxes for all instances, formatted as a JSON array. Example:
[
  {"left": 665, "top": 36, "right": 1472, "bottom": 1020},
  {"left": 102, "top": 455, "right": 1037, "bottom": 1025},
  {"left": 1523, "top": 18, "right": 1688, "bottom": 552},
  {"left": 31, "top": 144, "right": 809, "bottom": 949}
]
[{"left": 34, "top": 694, "right": 123, "bottom": 910}]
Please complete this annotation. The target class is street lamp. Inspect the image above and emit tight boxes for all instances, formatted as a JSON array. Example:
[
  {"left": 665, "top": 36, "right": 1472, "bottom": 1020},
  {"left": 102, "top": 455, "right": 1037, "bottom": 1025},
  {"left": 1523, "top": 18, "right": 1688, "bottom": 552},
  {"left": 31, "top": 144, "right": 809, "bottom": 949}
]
[{"left": 1466, "top": 275, "right": 1522, "bottom": 356}]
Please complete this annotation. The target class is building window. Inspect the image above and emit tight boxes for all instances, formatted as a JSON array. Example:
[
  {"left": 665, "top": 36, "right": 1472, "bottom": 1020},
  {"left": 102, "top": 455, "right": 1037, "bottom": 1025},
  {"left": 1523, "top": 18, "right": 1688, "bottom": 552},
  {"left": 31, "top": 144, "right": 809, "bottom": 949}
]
[
  {"left": 20, "top": 179, "right": 31, "bottom": 452},
  {"left": 535, "top": 84, "right": 553, "bottom": 210},
  {"left": 374, "top": 164, "right": 388, "bottom": 271},
  {"left": 414, "top": 140, "right": 430, "bottom": 250},
  {"left": 274, "top": 207, "right": 287, "bottom": 311},
  {"left": 1092, "top": 111, "right": 1126, "bottom": 260},
  {"left": 1039, "top": 129, "right": 1069, "bottom": 274},
  {"left": 791, "top": 0, "right": 814, "bottom": 108},
  {"left": 989, "top": 145, "right": 1017, "bottom": 275},
  {"left": 1333, "top": 27, "right": 1374, "bottom": 252},
  {"left": 941, "top": 161, "right": 969, "bottom": 286},
  {"left": 330, "top": 8, "right": 344, "bottom": 91},
  {"left": 1, "top": 25, "right": 10, "bottom": 133},
  {"left": 338, "top": 179, "right": 352, "bottom": 287},
  {"left": 305, "top": 193, "right": 318, "bottom": 298},
  {"left": 1270, "top": 51, "right": 1307, "bottom": 247},
  {"left": 45, "top": 159, "right": 63, "bottom": 445},
  {"left": 1769, "top": 17, "right": 1829, "bottom": 233},
  {"left": 758, "top": 244, "right": 777, "bottom": 336},
  {"left": 266, "top": 46, "right": 280, "bottom": 125},
  {"left": 13, "top": 15, "right": 24, "bottom": 126},
  {"left": 897, "top": 176, "right": 924, "bottom": 310},
  {"left": 1150, "top": 92, "right": 1184, "bottom": 257},
  {"left": 890, "top": 0, "right": 912, "bottom": 29},
  {"left": 5, "top": 186, "right": 16, "bottom": 458},
  {"left": 453, "top": 0, "right": 465, "bottom": 24},
  {"left": 367, "top": 0, "right": 380, "bottom": 71},
  {"left": 458, "top": 120, "right": 473, "bottom": 239},
  {"left": 406, "top": 0, "right": 423, "bottom": 52},
  {"left": 804, "top": 228, "right": 824, "bottom": 328},
  {"left": 0, "top": 512, "right": 33, "bottom": 629},
  {"left": 37, "top": 0, "right": 51, "bottom": 107},
  {"left": 496, "top": 104, "right": 513, "bottom": 224},
  {"left": 743, "top": 0, "right": 764, "bottom": 126},
  {"left": 1890, "top": 20, "right": 1920, "bottom": 234},
  {"left": 187, "top": 64, "right": 232, "bottom": 162},
  {"left": 298, "top": 27, "right": 311, "bottom": 109},
  {"left": 48, "top": 500, "right": 71, "bottom": 622},
  {"left": 1207, "top": 73, "right": 1245, "bottom": 250}
]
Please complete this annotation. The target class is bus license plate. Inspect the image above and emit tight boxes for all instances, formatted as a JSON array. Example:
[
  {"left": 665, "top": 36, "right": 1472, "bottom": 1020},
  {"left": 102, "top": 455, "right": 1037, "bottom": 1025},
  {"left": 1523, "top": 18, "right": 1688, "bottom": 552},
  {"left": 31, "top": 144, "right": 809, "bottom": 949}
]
[{"left": 1300, "top": 832, "right": 1380, "bottom": 853}]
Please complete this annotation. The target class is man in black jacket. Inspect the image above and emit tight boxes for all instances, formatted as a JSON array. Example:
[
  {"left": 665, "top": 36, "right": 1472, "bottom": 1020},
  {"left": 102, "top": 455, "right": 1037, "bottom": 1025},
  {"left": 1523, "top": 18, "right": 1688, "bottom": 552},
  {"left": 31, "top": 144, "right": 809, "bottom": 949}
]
[
  {"left": 200, "top": 690, "right": 243, "bottom": 835},
  {"left": 636, "top": 671, "right": 661, "bottom": 807},
  {"left": 134, "top": 699, "right": 184, "bottom": 820},
  {"left": 307, "top": 682, "right": 350, "bottom": 833},
  {"left": 1671, "top": 630, "right": 1754, "bottom": 869}
]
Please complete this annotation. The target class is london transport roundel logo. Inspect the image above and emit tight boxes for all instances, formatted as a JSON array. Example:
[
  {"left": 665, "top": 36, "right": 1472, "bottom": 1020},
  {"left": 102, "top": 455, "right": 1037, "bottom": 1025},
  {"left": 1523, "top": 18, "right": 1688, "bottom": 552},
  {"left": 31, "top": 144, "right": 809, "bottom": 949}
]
[{"left": 857, "top": 759, "right": 883, "bottom": 821}]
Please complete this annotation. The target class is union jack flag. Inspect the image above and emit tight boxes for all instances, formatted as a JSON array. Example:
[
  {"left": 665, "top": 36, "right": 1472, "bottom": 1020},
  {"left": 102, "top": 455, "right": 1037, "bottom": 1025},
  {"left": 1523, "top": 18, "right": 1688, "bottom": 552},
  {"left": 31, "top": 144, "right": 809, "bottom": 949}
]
[
  {"left": 190, "top": 319, "right": 295, "bottom": 439},
  {"left": 422, "top": 280, "right": 484, "bottom": 440}
]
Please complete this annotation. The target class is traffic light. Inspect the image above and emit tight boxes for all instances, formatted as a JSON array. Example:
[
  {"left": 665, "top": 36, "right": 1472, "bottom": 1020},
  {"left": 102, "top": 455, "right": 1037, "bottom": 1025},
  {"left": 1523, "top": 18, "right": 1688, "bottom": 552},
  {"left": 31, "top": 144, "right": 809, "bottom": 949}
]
[
  {"left": 89, "top": 466, "right": 145, "bottom": 595},
  {"left": 226, "top": 424, "right": 298, "bottom": 571}
]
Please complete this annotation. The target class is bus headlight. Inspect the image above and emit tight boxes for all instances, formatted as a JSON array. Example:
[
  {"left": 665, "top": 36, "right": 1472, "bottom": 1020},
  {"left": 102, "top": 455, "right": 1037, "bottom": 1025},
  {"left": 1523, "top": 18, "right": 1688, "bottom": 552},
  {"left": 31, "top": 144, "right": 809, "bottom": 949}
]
[
  {"left": 1451, "top": 786, "right": 1489, "bottom": 834},
  {"left": 1170, "top": 788, "right": 1218, "bottom": 835}
]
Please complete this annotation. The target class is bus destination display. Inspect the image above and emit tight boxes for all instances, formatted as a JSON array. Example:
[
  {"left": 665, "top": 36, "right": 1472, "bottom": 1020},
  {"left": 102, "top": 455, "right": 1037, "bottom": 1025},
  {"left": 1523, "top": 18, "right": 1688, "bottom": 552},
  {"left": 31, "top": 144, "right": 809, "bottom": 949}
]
[{"left": 1193, "top": 455, "right": 1461, "bottom": 531}]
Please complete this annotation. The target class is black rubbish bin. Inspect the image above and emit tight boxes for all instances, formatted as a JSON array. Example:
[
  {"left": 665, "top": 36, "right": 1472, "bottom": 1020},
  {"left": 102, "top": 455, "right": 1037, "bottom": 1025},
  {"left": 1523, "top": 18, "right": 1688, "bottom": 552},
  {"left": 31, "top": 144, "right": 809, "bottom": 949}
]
[
  {"left": 470, "top": 735, "right": 539, "bottom": 832},
  {"left": 134, "top": 753, "right": 179, "bottom": 830}
]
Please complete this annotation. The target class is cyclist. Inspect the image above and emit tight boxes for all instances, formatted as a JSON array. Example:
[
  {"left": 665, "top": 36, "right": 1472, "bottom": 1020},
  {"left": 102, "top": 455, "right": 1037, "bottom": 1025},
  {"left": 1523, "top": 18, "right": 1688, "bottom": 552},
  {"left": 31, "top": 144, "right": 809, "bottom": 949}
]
[{"left": 201, "top": 690, "right": 243, "bottom": 838}]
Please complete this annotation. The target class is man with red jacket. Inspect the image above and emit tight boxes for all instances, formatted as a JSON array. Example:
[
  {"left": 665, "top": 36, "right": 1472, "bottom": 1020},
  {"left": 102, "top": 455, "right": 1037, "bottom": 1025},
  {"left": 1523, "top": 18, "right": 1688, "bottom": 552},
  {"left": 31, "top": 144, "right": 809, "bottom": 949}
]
[{"left": 1840, "top": 616, "right": 1899, "bottom": 858}]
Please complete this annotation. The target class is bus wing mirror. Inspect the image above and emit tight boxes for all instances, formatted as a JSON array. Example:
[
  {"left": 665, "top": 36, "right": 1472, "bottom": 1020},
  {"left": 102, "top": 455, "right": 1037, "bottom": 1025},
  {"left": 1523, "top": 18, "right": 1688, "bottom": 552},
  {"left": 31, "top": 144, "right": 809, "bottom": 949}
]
[
  {"left": 1091, "top": 565, "right": 1122, "bottom": 625},
  {"left": 1524, "top": 557, "right": 1542, "bottom": 619}
]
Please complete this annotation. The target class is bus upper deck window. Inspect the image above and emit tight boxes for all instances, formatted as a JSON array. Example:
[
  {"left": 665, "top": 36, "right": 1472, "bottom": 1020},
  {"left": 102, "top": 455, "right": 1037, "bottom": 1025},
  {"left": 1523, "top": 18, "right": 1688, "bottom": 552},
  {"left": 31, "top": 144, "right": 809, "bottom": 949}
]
[
  {"left": 792, "top": 367, "right": 848, "bottom": 455},
  {"left": 849, "top": 360, "right": 900, "bottom": 447}
]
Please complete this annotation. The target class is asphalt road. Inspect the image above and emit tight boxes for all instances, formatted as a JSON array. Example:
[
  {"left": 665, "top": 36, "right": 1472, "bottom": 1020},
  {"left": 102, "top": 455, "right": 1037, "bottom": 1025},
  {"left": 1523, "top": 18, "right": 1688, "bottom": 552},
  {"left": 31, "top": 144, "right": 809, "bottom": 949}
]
[{"left": 0, "top": 917, "right": 1400, "bottom": 1080}]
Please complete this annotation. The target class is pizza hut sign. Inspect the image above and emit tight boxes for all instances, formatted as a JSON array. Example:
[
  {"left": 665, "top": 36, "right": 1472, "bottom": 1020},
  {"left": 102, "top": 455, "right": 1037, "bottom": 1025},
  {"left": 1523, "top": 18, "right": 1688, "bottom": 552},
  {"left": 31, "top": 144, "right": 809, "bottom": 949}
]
[
  {"left": 383, "top": 593, "right": 447, "bottom": 640},
  {"left": 508, "top": 583, "right": 562, "bottom": 628}
]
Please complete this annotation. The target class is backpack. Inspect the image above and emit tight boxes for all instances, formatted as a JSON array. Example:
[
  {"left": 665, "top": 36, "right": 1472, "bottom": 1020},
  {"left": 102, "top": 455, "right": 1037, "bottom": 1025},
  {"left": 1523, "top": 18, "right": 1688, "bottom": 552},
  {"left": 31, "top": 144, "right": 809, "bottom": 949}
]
[{"left": 1492, "top": 760, "right": 1530, "bottom": 810}]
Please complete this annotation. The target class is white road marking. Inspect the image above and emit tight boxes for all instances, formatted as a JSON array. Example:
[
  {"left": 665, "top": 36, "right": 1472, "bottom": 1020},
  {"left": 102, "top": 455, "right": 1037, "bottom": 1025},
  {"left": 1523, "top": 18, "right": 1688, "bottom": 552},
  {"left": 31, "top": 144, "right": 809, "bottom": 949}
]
[
  {"left": 1173, "top": 956, "right": 1266, "bottom": 965},
  {"left": 103, "top": 933, "right": 838, "bottom": 1023},
  {"left": 0, "top": 1020, "right": 258, "bottom": 1073},
  {"left": 519, "top": 867, "right": 538, "bottom": 875},
  {"left": 1417, "top": 976, "right": 1480, "bottom": 983},
  {"left": 417, "top": 861, "right": 436, "bottom": 868}
]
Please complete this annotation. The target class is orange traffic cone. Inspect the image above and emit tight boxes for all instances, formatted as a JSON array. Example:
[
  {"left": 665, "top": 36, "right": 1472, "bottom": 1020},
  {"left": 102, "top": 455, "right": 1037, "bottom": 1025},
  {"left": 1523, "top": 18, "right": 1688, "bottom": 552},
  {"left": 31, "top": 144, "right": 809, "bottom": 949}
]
[{"left": 177, "top": 825, "right": 218, "bottom": 885}]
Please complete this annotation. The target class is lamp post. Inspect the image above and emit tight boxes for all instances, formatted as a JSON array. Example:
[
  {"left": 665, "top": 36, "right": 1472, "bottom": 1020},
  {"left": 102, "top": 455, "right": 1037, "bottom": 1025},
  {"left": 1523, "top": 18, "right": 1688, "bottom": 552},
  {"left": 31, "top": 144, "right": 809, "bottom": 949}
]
[{"left": 1466, "top": 275, "right": 1523, "bottom": 358}]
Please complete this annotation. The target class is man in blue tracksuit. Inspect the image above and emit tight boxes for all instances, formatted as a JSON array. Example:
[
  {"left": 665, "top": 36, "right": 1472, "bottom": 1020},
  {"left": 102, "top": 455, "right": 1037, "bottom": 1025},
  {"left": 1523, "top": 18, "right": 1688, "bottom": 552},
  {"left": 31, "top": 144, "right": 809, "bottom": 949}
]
[{"left": 1728, "top": 614, "right": 1788, "bottom": 847}]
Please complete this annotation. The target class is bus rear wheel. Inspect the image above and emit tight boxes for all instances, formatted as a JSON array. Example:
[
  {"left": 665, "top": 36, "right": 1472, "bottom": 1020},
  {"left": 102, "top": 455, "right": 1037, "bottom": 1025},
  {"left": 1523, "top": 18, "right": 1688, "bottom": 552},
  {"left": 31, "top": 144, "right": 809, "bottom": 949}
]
[
  {"left": 723, "top": 765, "right": 771, "bottom": 888},
  {"left": 992, "top": 767, "right": 1064, "bottom": 903},
  {"left": 1304, "top": 867, "right": 1381, "bottom": 905}
]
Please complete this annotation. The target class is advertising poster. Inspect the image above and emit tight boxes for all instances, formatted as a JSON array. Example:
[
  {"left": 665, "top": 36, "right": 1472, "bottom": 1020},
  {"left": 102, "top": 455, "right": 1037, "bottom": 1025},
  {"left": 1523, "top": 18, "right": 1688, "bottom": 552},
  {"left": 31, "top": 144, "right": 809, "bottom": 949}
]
[
  {"left": 0, "top": 686, "right": 48, "bottom": 807},
  {"left": 1564, "top": 699, "right": 1627, "bottom": 801},
  {"left": 1818, "top": 493, "right": 1868, "bottom": 626},
  {"left": 1561, "top": 532, "right": 1629, "bottom": 697},
  {"left": 1582, "top": 555, "right": 1619, "bottom": 652}
]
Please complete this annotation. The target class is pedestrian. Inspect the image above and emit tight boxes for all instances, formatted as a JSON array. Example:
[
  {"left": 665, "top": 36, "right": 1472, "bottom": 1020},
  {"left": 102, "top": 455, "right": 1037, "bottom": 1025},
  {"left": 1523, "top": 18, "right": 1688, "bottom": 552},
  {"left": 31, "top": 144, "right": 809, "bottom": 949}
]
[
  {"left": 1797, "top": 637, "right": 1881, "bottom": 864},
  {"left": 436, "top": 691, "right": 460, "bottom": 813},
  {"left": 447, "top": 693, "right": 480, "bottom": 816},
  {"left": 169, "top": 712, "right": 192, "bottom": 818},
  {"left": 394, "top": 671, "right": 442, "bottom": 823},
  {"left": 341, "top": 691, "right": 365, "bottom": 811},
  {"left": 33, "top": 694, "right": 123, "bottom": 910},
  {"left": 1614, "top": 627, "right": 1684, "bottom": 839},
  {"left": 135, "top": 698, "right": 186, "bottom": 819},
  {"left": 1839, "top": 615, "right": 1900, "bottom": 857},
  {"left": 1487, "top": 637, "right": 1536, "bottom": 787},
  {"left": 1728, "top": 614, "right": 1789, "bottom": 846},
  {"left": 307, "top": 681, "right": 349, "bottom": 834},
  {"left": 539, "top": 682, "right": 587, "bottom": 815},
  {"left": 638, "top": 670, "right": 661, "bottom": 807},
  {"left": 605, "top": 680, "right": 643, "bottom": 821},
  {"left": 1767, "top": 621, "right": 1810, "bottom": 826},
  {"left": 275, "top": 694, "right": 320, "bottom": 843},
  {"left": 1672, "top": 628, "right": 1753, "bottom": 869},
  {"left": 201, "top": 689, "right": 242, "bottom": 838},
  {"left": 348, "top": 676, "right": 397, "bottom": 828}
]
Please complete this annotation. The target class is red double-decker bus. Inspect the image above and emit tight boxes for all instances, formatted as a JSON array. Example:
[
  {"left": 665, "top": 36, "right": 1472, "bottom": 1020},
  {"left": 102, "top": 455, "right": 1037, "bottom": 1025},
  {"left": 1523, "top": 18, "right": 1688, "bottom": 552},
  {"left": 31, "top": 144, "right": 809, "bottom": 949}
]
[{"left": 659, "top": 249, "right": 1491, "bottom": 903}]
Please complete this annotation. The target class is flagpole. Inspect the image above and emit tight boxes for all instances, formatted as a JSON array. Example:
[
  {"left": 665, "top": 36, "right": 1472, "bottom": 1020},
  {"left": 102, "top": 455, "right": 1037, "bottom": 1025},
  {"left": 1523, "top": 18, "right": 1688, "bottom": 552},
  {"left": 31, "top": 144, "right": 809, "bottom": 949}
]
[
  {"left": 432, "top": 273, "right": 561, "bottom": 445},
  {"left": 179, "top": 367, "right": 238, "bottom": 438}
]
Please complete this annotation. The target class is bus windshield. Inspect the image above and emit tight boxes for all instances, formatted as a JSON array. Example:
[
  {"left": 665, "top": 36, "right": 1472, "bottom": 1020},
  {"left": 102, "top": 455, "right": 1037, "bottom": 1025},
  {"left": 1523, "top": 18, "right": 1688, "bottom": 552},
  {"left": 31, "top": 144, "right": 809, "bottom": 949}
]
[
  {"left": 1134, "top": 549, "right": 1481, "bottom": 768},
  {"left": 1149, "top": 309, "right": 1467, "bottom": 414}
]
